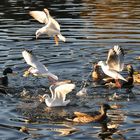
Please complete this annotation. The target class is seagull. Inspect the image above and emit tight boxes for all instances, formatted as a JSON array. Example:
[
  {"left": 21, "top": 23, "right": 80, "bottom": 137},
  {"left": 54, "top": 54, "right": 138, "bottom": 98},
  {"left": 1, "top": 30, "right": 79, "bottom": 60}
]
[
  {"left": 42, "top": 80, "right": 75, "bottom": 107},
  {"left": 29, "top": 8, "right": 66, "bottom": 45},
  {"left": 22, "top": 49, "right": 58, "bottom": 83},
  {"left": 97, "top": 45, "right": 127, "bottom": 88}
]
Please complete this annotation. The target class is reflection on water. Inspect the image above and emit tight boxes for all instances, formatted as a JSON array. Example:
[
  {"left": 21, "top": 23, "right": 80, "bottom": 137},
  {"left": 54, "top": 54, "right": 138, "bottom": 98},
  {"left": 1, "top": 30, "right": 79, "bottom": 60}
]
[{"left": 0, "top": 0, "right": 140, "bottom": 139}]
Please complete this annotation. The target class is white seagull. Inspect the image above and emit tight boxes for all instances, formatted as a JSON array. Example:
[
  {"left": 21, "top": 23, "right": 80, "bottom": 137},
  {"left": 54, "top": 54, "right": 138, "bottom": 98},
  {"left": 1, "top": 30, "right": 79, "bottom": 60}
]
[
  {"left": 22, "top": 49, "right": 58, "bottom": 82},
  {"left": 29, "top": 8, "right": 66, "bottom": 45},
  {"left": 97, "top": 45, "right": 127, "bottom": 88},
  {"left": 42, "top": 80, "right": 75, "bottom": 107}
]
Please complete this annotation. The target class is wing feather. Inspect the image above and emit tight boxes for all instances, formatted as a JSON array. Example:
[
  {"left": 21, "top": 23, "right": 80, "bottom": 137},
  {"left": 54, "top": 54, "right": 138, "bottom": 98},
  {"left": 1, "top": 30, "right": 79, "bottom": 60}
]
[
  {"left": 22, "top": 50, "right": 58, "bottom": 80},
  {"left": 49, "top": 17, "right": 60, "bottom": 31},
  {"left": 54, "top": 83, "right": 75, "bottom": 101},
  {"left": 22, "top": 50, "right": 47, "bottom": 72},
  {"left": 106, "top": 45, "right": 124, "bottom": 71},
  {"left": 29, "top": 11, "right": 49, "bottom": 24}
]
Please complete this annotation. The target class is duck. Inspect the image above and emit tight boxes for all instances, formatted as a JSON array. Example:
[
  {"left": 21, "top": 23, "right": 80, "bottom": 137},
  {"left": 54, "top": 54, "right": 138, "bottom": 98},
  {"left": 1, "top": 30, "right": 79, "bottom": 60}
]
[
  {"left": 133, "top": 69, "right": 140, "bottom": 83},
  {"left": 0, "top": 68, "right": 13, "bottom": 87},
  {"left": 22, "top": 49, "right": 58, "bottom": 83},
  {"left": 41, "top": 80, "right": 75, "bottom": 107},
  {"left": 70, "top": 104, "right": 113, "bottom": 123},
  {"left": 92, "top": 63, "right": 103, "bottom": 81},
  {"left": 134, "top": 74, "right": 140, "bottom": 83},
  {"left": 97, "top": 45, "right": 127, "bottom": 88},
  {"left": 29, "top": 8, "right": 66, "bottom": 45},
  {"left": 121, "top": 64, "right": 133, "bottom": 88}
]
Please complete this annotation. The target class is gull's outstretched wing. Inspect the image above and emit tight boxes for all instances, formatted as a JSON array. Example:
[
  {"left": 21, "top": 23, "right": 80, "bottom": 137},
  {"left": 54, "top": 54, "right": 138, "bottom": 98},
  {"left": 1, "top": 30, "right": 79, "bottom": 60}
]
[
  {"left": 106, "top": 45, "right": 124, "bottom": 72},
  {"left": 22, "top": 50, "right": 58, "bottom": 80},
  {"left": 54, "top": 83, "right": 75, "bottom": 101},
  {"left": 29, "top": 11, "right": 49, "bottom": 24},
  {"left": 22, "top": 50, "right": 39, "bottom": 68},
  {"left": 49, "top": 17, "right": 60, "bottom": 31}
]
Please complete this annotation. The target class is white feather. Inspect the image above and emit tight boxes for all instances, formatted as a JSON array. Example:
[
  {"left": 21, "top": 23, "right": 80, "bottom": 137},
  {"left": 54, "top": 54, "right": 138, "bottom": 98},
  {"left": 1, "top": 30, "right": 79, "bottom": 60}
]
[
  {"left": 44, "top": 83, "right": 75, "bottom": 107},
  {"left": 29, "top": 8, "right": 65, "bottom": 44},
  {"left": 22, "top": 50, "right": 58, "bottom": 81}
]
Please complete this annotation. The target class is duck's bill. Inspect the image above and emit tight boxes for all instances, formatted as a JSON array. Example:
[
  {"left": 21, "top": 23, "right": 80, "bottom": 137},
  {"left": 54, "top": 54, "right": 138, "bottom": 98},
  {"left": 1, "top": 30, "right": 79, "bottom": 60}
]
[
  {"left": 23, "top": 71, "right": 30, "bottom": 77},
  {"left": 110, "top": 105, "right": 117, "bottom": 110},
  {"left": 110, "top": 104, "right": 122, "bottom": 109},
  {"left": 10, "top": 72, "right": 18, "bottom": 76}
]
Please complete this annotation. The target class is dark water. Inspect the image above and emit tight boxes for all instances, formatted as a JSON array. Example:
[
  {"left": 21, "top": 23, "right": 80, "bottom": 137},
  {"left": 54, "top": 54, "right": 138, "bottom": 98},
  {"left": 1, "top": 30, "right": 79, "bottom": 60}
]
[{"left": 0, "top": 0, "right": 140, "bottom": 139}]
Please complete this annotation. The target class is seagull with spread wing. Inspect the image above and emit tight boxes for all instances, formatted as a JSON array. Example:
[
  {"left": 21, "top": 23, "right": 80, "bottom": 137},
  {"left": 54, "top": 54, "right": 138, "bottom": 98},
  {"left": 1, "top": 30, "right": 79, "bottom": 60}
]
[
  {"left": 97, "top": 45, "right": 127, "bottom": 88},
  {"left": 29, "top": 8, "right": 66, "bottom": 45},
  {"left": 42, "top": 80, "right": 75, "bottom": 107},
  {"left": 22, "top": 49, "right": 58, "bottom": 82}
]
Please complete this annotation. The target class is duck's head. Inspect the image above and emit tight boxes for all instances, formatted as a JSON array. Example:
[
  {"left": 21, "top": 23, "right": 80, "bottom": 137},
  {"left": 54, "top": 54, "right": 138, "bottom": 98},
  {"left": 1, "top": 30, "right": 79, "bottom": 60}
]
[
  {"left": 126, "top": 64, "right": 134, "bottom": 76},
  {"left": 3, "top": 68, "right": 13, "bottom": 76},
  {"left": 92, "top": 63, "right": 101, "bottom": 80},
  {"left": 100, "top": 104, "right": 112, "bottom": 114},
  {"left": 93, "top": 63, "right": 100, "bottom": 71}
]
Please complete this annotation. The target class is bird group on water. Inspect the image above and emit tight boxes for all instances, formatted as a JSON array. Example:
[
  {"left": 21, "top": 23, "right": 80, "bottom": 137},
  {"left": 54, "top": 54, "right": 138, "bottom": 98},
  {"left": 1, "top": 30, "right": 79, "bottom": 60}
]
[{"left": 1, "top": 8, "right": 140, "bottom": 123}]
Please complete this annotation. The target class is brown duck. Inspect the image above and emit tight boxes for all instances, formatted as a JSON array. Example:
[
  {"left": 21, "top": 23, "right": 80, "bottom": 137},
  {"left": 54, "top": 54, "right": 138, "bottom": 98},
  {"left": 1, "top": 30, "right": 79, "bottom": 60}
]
[
  {"left": 71, "top": 104, "right": 113, "bottom": 123},
  {"left": 121, "top": 64, "right": 133, "bottom": 87}
]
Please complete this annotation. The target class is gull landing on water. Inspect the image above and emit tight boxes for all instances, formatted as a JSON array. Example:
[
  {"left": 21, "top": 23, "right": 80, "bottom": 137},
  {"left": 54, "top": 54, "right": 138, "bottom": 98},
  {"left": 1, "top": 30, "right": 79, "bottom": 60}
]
[
  {"left": 97, "top": 45, "right": 127, "bottom": 88},
  {"left": 42, "top": 80, "right": 76, "bottom": 107},
  {"left": 29, "top": 8, "right": 66, "bottom": 45},
  {"left": 22, "top": 49, "right": 58, "bottom": 83}
]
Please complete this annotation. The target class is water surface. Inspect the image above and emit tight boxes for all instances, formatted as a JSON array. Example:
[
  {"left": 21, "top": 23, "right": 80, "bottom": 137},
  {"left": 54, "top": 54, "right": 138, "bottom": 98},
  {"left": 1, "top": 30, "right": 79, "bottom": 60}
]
[{"left": 0, "top": 0, "right": 140, "bottom": 139}]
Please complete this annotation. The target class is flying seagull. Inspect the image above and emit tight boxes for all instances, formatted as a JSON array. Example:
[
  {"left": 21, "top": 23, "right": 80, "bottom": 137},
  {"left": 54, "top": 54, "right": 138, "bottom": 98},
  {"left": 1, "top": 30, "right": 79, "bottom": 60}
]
[
  {"left": 29, "top": 8, "right": 66, "bottom": 45},
  {"left": 22, "top": 49, "right": 58, "bottom": 83}
]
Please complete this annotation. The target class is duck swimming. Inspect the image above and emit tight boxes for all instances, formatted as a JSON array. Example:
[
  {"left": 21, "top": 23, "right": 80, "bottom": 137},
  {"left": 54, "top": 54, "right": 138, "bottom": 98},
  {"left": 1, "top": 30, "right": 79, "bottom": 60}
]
[
  {"left": 121, "top": 64, "right": 134, "bottom": 88},
  {"left": 97, "top": 45, "right": 127, "bottom": 88},
  {"left": 92, "top": 63, "right": 102, "bottom": 81},
  {"left": 29, "top": 8, "right": 66, "bottom": 45},
  {"left": 132, "top": 67, "right": 140, "bottom": 83},
  {"left": 70, "top": 104, "right": 113, "bottom": 123},
  {"left": 0, "top": 68, "right": 13, "bottom": 86}
]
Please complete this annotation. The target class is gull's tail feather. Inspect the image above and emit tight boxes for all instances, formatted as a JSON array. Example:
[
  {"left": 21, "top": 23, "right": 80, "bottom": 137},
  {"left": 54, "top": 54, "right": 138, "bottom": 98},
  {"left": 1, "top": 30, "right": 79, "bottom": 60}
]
[
  {"left": 57, "top": 34, "right": 66, "bottom": 42},
  {"left": 118, "top": 75, "right": 127, "bottom": 82},
  {"left": 47, "top": 72, "right": 58, "bottom": 81}
]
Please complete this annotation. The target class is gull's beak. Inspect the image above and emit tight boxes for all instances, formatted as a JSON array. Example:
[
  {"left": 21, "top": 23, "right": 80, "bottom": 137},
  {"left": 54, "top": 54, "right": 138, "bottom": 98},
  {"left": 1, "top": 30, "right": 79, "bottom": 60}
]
[
  {"left": 36, "top": 35, "right": 39, "bottom": 39},
  {"left": 23, "top": 70, "right": 30, "bottom": 77}
]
